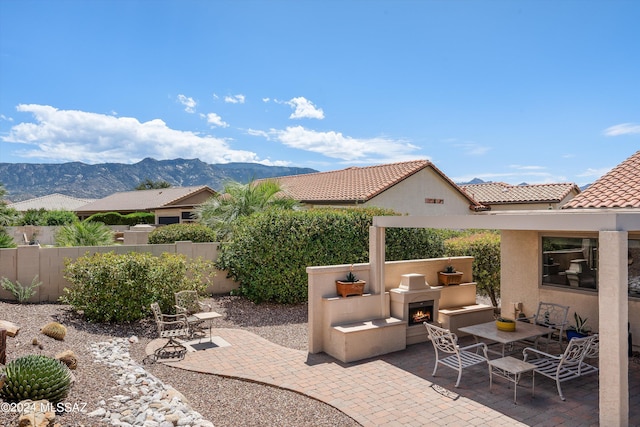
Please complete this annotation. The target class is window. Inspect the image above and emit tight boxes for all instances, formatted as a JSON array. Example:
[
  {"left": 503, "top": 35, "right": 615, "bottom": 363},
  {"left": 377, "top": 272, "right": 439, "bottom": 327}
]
[
  {"left": 629, "top": 239, "right": 640, "bottom": 298},
  {"left": 542, "top": 236, "right": 598, "bottom": 291}
]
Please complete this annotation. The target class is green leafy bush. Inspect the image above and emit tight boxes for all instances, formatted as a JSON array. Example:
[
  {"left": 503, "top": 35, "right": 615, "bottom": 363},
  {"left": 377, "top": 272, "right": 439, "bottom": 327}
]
[
  {"left": 55, "top": 221, "right": 114, "bottom": 247},
  {"left": 444, "top": 231, "right": 501, "bottom": 307},
  {"left": 85, "top": 211, "right": 155, "bottom": 225},
  {"left": 148, "top": 223, "right": 217, "bottom": 244},
  {"left": 18, "top": 208, "right": 77, "bottom": 226},
  {"left": 62, "top": 251, "right": 215, "bottom": 322},
  {"left": 0, "top": 355, "right": 72, "bottom": 403},
  {"left": 217, "top": 208, "right": 447, "bottom": 304},
  {"left": 0, "top": 276, "right": 42, "bottom": 303},
  {"left": 0, "top": 230, "right": 16, "bottom": 248}
]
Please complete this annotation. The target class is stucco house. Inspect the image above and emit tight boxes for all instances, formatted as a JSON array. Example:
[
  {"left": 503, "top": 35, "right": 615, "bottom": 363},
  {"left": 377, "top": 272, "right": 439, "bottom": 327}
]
[
  {"left": 269, "top": 159, "right": 487, "bottom": 216},
  {"left": 8, "top": 193, "right": 95, "bottom": 212},
  {"left": 460, "top": 182, "right": 580, "bottom": 211},
  {"left": 75, "top": 185, "right": 216, "bottom": 224},
  {"left": 308, "top": 150, "right": 640, "bottom": 425}
]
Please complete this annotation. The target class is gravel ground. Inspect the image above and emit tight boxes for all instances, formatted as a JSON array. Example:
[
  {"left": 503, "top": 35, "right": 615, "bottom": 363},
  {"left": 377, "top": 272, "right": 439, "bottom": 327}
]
[{"left": 0, "top": 296, "right": 361, "bottom": 427}]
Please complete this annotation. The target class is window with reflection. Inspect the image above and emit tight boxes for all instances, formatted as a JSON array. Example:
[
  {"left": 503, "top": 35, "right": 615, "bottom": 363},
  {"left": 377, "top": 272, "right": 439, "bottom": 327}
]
[
  {"left": 542, "top": 236, "right": 598, "bottom": 291},
  {"left": 629, "top": 240, "right": 640, "bottom": 297}
]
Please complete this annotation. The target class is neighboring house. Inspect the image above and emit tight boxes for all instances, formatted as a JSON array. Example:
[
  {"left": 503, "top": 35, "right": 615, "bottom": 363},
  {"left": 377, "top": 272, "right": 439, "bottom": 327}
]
[
  {"left": 8, "top": 193, "right": 95, "bottom": 212},
  {"left": 460, "top": 182, "right": 580, "bottom": 211},
  {"left": 268, "top": 160, "right": 486, "bottom": 216},
  {"left": 75, "top": 186, "right": 216, "bottom": 224}
]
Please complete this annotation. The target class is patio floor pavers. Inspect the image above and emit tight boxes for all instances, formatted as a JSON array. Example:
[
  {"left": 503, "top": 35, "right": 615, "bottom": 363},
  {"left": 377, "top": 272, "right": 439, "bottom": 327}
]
[{"left": 146, "top": 328, "right": 640, "bottom": 427}]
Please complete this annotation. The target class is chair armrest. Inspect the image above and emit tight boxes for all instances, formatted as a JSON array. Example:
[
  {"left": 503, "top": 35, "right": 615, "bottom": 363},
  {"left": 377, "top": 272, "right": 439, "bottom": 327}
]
[
  {"left": 522, "top": 346, "right": 560, "bottom": 361},
  {"left": 162, "top": 312, "right": 189, "bottom": 323},
  {"left": 461, "top": 342, "right": 489, "bottom": 358},
  {"left": 175, "top": 305, "right": 187, "bottom": 315},
  {"left": 517, "top": 315, "right": 535, "bottom": 323},
  {"left": 197, "top": 301, "right": 212, "bottom": 312}
]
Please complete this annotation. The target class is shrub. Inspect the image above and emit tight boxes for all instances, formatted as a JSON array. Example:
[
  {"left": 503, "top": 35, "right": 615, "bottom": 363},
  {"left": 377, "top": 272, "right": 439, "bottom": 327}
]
[
  {"left": 0, "top": 230, "right": 16, "bottom": 248},
  {"left": 85, "top": 211, "right": 155, "bottom": 225},
  {"left": 444, "top": 231, "right": 501, "bottom": 307},
  {"left": 0, "top": 355, "right": 72, "bottom": 403},
  {"left": 62, "top": 251, "right": 215, "bottom": 322},
  {"left": 0, "top": 276, "right": 42, "bottom": 303},
  {"left": 43, "top": 209, "right": 78, "bottom": 226},
  {"left": 217, "top": 207, "right": 447, "bottom": 304},
  {"left": 148, "top": 223, "right": 217, "bottom": 244},
  {"left": 19, "top": 208, "right": 47, "bottom": 225},
  {"left": 55, "top": 221, "right": 114, "bottom": 247}
]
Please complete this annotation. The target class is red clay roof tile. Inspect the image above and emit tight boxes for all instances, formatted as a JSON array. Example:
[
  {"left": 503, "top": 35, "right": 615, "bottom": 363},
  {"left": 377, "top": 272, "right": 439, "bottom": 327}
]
[{"left": 563, "top": 150, "right": 640, "bottom": 209}]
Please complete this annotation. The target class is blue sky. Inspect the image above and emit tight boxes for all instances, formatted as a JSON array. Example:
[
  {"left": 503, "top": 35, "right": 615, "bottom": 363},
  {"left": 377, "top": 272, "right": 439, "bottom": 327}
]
[{"left": 0, "top": 1, "right": 638, "bottom": 186}]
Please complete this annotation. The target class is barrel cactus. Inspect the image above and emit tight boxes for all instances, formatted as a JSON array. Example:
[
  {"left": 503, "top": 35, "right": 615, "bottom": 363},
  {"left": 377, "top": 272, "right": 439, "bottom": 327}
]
[
  {"left": 0, "top": 354, "right": 72, "bottom": 403},
  {"left": 40, "top": 322, "right": 67, "bottom": 340}
]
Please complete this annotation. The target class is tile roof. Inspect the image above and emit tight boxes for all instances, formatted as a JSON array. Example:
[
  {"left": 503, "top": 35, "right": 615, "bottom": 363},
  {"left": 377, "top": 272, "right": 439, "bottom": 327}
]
[
  {"left": 563, "top": 150, "right": 640, "bottom": 209},
  {"left": 268, "top": 159, "right": 483, "bottom": 208},
  {"left": 8, "top": 193, "right": 96, "bottom": 211},
  {"left": 460, "top": 182, "right": 580, "bottom": 205},
  {"left": 75, "top": 186, "right": 215, "bottom": 213}
]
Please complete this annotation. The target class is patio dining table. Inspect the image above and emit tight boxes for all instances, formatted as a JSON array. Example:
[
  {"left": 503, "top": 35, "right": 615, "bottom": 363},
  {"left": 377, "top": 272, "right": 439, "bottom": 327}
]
[{"left": 458, "top": 320, "right": 552, "bottom": 358}]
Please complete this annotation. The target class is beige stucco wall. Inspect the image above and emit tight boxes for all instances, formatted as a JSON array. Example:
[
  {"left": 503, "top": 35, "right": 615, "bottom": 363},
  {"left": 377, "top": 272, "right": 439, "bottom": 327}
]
[
  {"left": 501, "top": 229, "right": 640, "bottom": 349},
  {"left": 364, "top": 168, "right": 473, "bottom": 216}
]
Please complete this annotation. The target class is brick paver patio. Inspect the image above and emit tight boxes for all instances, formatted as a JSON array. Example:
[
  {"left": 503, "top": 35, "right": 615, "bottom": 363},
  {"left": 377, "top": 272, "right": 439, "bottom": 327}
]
[{"left": 147, "top": 329, "right": 640, "bottom": 426}]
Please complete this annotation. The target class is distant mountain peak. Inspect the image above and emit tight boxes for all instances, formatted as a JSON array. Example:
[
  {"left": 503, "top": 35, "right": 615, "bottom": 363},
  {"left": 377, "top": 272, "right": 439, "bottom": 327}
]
[{"left": 0, "top": 158, "right": 318, "bottom": 202}]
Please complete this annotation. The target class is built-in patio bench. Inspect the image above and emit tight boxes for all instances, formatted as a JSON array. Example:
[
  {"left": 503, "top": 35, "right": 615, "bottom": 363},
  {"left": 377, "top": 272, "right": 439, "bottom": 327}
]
[
  {"left": 437, "top": 283, "right": 494, "bottom": 336},
  {"left": 329, "top": 317, "right": 406, "bottom": 363}
]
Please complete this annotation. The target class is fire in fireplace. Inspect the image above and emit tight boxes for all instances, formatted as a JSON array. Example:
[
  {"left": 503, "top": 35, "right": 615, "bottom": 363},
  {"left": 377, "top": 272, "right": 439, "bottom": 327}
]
[{"left": 408, "top": 300, "right": 434, "bottom": 326}]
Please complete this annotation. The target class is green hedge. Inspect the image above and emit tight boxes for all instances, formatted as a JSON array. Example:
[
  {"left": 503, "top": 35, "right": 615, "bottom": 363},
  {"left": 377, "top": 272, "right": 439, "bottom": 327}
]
[
  {"left": 217, "top": 208, "right": 448, "bottom": 304},
  {"left": 85, "top": 211, "right": 155, "bottom": 226},
  {"left": 444, "top": 231, "right": 501, "bottom": 307},
  {"left": 148, "top": 223, "right": 217, "bottom": 244},
  {"left": 62, "top": 251, "right": 215, "bottom": 322},
  {"left": 19, "top": 209, "right": 78, "bottom": 226}
]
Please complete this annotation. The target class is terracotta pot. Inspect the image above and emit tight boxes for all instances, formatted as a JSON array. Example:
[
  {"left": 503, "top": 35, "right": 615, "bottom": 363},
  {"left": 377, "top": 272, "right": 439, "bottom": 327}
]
[
  {"left": 437, "top": 271, "right": 464, "bottom": 286},
  {"left": 335, "top": 280, "right": 366, "bottom": 298}
]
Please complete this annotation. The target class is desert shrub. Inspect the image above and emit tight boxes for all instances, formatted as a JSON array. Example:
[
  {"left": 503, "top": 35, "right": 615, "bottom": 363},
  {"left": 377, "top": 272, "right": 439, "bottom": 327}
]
[
  {"left": 444, "top": 231, "right": 501, "bottom": 307},
  {"left": 0, "top": 276, "right": 42, "bottom": 303},
  {"left": 44, "top": 209, "right": 78, "bottom": 226},
  {"left": 0, "top": 230, "right": 16, "bottom": 248},
  {"left": 148, "top": 223, "right": 216, "bottom": 244},
  {"left": 19, "top": 208, "right": 48, "bottom": 225},
  {"left": 55, "top": 221, "right": 114, "bottom": 247},
  {"left": 85, "top": 211, "right": 155, "bottom": 225},
  {"left": 62, "top": 251, "right": 215, "bottom": 322},
  {"left": 217, "top": 207, "right": 447, "bottom": 304}
]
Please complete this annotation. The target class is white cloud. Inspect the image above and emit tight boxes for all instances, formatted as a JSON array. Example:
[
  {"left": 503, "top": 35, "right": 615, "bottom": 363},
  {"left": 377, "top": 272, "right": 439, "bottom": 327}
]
[
  {"left": 603, "top": 123, "right": 640, "bottom": 136},
  {"left": 204, "top": 112, "right": 229, "bottom": 128},
  {"left": 508, "top": 164, "right": 546, "bottom": 171},
  {"left": 285, "top": 97, "right": 324, "bottom": 120},
  {"left": 177, "top": 94, "right": 197, "bottom": 113},
  {"left": 0, "top": 114, "right": 13, "bottom": 122},
  {"left": 2, "top": 104, "right": 265, "bottom": 164},
  {"left": 259, "top": 125, "right": 419, "bottom": 162},
  {"left": 452, "top": 141, "right": 490, "bottom": 156},
  {"left": 224, "top": 94, "right": 245, "bottom": 104},
  {"left": 262, "top": 98, "right": 270, "bottom": 103},
  {"left": 577, "top": 167, "right": 612, "bottom": 179}
]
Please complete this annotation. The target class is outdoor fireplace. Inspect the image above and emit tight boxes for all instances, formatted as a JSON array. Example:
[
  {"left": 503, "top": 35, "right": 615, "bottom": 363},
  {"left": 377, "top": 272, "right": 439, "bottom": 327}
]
[{"left": 408, "top": 300, "right": 434, "bottom": 326}]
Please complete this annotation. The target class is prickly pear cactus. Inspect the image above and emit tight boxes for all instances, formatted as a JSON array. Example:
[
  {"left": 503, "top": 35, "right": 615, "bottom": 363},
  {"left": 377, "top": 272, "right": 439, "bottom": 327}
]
[
  {"left": 0, "top": 354, "right": 72, "bottom": 403},
  {"left": 40, "top": 322, "right": 67, "bottom": 340}
]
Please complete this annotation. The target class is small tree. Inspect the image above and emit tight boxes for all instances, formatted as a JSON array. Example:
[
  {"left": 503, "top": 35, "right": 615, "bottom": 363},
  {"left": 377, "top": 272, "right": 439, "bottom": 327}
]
[
  {"left": 444, "top": 232, "right": 501, "bottom": 307},
  {"left": 55, "top": 221, "right": 114, "bottom": 247},
  {"left": 135, "top": 179, "right": 172, "bottom": 190},
  {"left": 196, "top": 179, "right": 299, "bottom": 241}
]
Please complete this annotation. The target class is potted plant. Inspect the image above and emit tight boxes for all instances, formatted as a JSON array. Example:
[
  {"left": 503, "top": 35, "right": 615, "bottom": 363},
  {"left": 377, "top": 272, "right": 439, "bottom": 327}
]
[
  {"left": 437, "top": 260, "right": 464, "bottom": 286},
  {"left": 335, "top": 267, "right": 366, "bottom": 297},
  {"left": 495, "top": 317, "right": 516, "bottom": 332},
  {"left": 566, "top": 312, "right": 590, "bottom": 340}
]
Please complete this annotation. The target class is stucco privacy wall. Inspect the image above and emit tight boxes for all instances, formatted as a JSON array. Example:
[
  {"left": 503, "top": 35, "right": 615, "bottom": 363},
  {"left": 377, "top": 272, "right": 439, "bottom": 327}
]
[
  {"left": 306, "top": 256, "right": 474, "bottom": 355},
  {"left": 0, "top": 242, "right": 238, "bottom": 302}
]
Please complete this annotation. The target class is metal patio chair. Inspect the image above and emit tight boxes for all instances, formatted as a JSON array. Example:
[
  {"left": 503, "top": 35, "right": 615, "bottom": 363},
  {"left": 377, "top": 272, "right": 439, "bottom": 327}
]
[
  {"left": 147, "top": 302, "right": 190, "bottom": 363},
  {"left": 175, "top": 290, "right": 212, "bottom": 338},
  {"left": 517, "top": 301, "right": 569, "bottom": 352},
  {"left": 424, "top": 322, "right": 489, "bottom": 388}
]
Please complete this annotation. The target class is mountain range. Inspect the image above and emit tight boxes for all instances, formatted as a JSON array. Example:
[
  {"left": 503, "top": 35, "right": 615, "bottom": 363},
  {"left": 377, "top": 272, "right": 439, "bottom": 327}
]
[{"left": 0, "top": 158, "right": 318, "bottom": 202}]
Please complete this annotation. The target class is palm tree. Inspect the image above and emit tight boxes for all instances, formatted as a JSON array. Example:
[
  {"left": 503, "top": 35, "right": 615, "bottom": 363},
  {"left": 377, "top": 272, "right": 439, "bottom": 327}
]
[
  {"left": 55, "top": 221, "right": 114, "bottom": 247},
  {"left": 195, "top": 179, "right": 299, "bottom": 241}
]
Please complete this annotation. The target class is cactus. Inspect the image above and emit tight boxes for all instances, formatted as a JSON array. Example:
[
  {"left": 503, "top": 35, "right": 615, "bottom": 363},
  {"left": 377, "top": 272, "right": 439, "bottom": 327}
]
[
  {"left": 0, "top": 354, "right": 72, "bottom": 403},
  {"left": 40, "top": 322, "right": 67, "bottom": 340}
]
